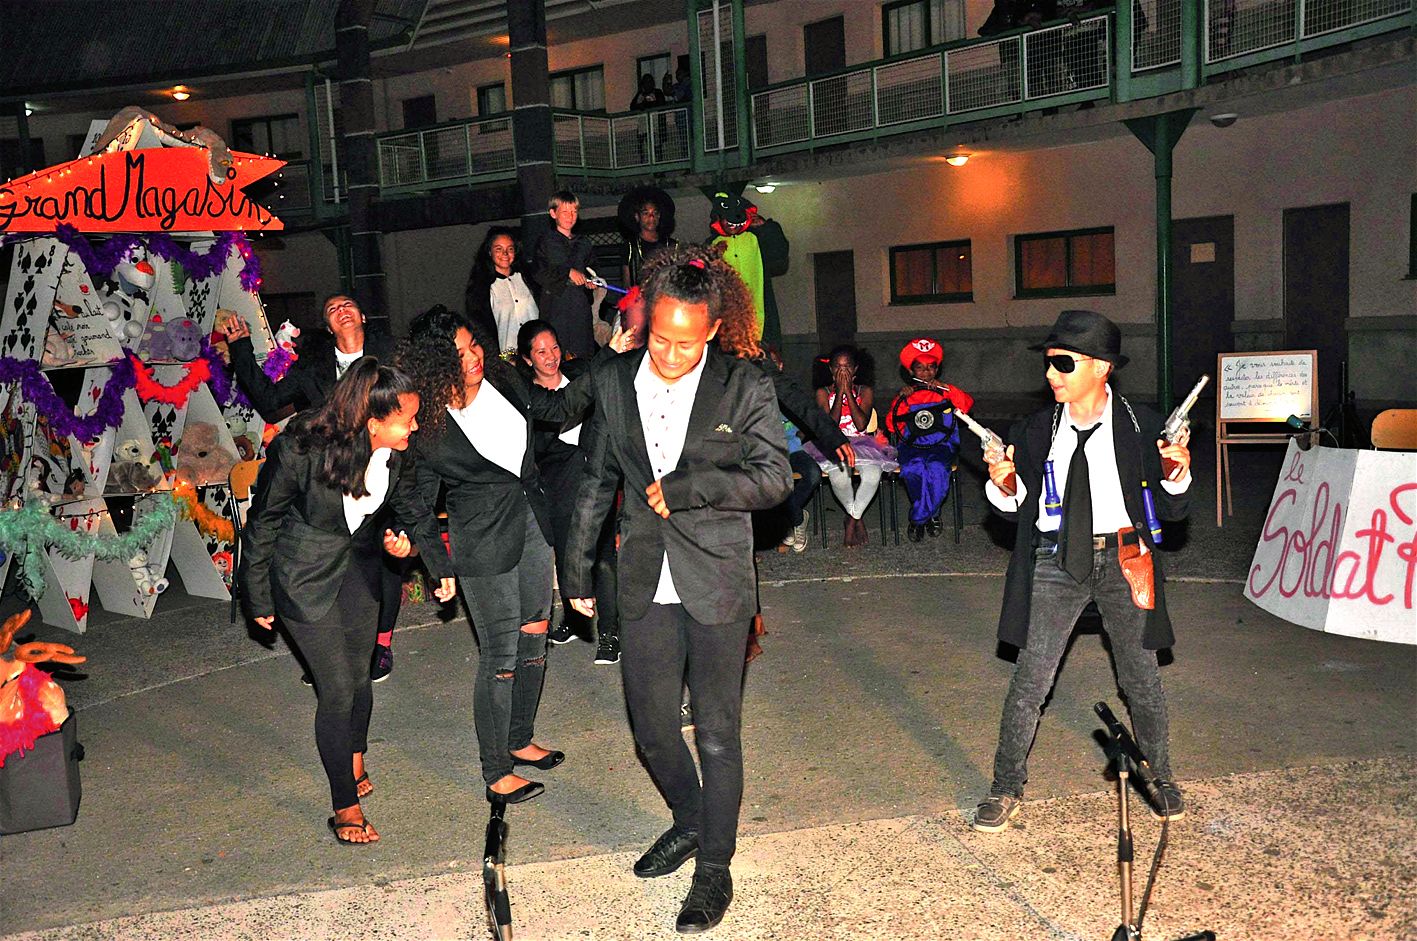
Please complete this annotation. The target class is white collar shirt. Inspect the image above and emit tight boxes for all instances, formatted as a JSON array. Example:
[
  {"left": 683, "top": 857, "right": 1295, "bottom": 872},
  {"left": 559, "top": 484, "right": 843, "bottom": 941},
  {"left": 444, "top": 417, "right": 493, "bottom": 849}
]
[
  {"left": 446, "top": 380, "right": 527, "bottom": 477},
  {"left": 633, "top": 349, "right": 710, "bottom": 603},
  {"left": 343, "top": 447, "right": 393, "bottom": 533}
]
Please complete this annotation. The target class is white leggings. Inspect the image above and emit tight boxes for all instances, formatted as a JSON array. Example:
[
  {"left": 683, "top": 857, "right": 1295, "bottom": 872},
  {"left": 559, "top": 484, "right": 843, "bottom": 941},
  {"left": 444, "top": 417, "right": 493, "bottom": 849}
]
[{"left": 826, "top": 463, "right": 882, "bottom": 520}]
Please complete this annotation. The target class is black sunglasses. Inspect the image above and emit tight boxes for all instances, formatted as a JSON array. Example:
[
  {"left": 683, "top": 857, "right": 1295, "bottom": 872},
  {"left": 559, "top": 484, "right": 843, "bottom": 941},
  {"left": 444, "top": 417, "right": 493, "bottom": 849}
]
[{"left": 1044, "top": 353, "right": 1093, "bottom": 374}]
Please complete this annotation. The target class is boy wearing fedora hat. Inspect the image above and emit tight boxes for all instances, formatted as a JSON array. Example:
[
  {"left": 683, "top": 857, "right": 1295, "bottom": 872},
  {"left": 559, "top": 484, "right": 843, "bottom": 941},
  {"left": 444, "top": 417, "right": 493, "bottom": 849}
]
[
  {"left": 972, "top": 310, "right": 1193, "bottom": 833},
  {"left": 886, "top": 338, "right": 975, "bottom": 541}
]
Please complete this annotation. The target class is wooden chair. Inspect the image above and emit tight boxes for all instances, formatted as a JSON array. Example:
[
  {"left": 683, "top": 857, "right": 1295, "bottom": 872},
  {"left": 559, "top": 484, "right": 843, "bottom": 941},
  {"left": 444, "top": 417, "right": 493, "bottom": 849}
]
[
  {"left": 1370, "top": 409, "right": 1417, "bottom": 450},
  {"left": 227, "top": 459, "right": 264, "bottom": 623}
]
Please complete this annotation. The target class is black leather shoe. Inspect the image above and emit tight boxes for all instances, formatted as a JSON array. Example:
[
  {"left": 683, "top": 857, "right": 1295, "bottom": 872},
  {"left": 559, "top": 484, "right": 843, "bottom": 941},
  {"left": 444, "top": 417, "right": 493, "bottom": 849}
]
[
  {"left": 511, "top": 749, "right": 565, "bottom": 770},
  {"left": 633, "top": 827, "right": 698, "bottom": 878},
  {"left": 907, "top": 523, "right": 925, "bottom": 542},
  {"left": 675, "top": 865, "right": 732, "bottom": 934},
  {"left": 486, "top": 780, "right": 544, "bottom": 804},
  {"left": 926, "top": 515, "right": 943, "bottom": 537}
]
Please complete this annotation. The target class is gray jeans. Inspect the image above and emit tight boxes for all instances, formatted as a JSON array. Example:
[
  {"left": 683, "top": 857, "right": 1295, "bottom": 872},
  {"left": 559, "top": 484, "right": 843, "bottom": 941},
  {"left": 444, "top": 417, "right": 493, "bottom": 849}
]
[
  {"left": 990, "top": 544, "right": 1173, "bottom": 797},
  {"left": 460, "top": 504, "right": 554, "bottom": 785}
]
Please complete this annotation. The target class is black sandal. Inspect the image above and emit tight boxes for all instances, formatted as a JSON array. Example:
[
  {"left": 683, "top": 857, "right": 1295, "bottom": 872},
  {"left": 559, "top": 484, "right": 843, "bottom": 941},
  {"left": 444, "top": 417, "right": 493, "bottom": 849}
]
[
  {"left": 328, "top": 816, "right": 375, "bottom": 845},
  {"left": 354, "top": 771, "right": 374, "bottom": 797}
]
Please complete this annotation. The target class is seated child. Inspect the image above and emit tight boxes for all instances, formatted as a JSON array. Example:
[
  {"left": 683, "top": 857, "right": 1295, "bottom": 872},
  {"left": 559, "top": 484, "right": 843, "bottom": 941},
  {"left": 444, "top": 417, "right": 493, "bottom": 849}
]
[{"left": 886, "top": 338, "right": 974, "bottom": 541}]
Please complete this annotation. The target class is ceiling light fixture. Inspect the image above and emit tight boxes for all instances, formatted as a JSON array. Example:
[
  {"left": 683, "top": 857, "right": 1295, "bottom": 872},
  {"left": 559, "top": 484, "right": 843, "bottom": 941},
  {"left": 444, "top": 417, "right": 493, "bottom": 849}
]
[
  {"left": 945, "top": 151, "right": 970, "bottom": 167},
  {"left": 171, "top": 86, "right": 191, "bottom": 101},
  {"left": 754, "top": 183, "right": 776, "bottom": 194}
]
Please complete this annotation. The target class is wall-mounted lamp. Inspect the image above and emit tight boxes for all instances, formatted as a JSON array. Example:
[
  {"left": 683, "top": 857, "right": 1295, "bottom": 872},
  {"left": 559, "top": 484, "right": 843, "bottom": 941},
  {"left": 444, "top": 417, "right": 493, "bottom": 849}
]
[
  {"left": 945, "top": 151, "right": 970, "bottom": 167},
  {"left": 171, "top": 86, "right": 191, "bottom": 102},
  {"left": 754, "top": 183, "right": 776, "bottom": 194},
  {"left": 23, "top": 105, "right": 34, "bottom": 117}
]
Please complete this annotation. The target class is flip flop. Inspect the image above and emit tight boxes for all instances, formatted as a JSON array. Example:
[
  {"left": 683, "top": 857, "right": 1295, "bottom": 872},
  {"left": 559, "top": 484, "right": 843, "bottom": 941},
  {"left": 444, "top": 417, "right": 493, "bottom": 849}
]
[
  {"left": 328, "top": 816, "right": 376, "bottom": 845},
  {"left": 355, "top": 771, "right": 374, "bottom": 797}
]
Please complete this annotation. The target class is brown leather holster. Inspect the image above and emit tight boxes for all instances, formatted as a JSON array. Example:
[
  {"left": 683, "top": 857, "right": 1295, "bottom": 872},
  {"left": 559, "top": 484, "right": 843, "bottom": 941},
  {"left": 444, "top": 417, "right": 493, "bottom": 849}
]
[{"left": 1116, "top": 526, "right": 1155, "bottom": 610}]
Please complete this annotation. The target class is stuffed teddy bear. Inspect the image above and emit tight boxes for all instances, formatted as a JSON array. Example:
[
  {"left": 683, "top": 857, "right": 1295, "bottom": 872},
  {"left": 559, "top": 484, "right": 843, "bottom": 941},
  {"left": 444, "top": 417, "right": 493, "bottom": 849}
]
[
  {"left": 169, "top": 318, "right": 202, "bottom": 361},
  {"left": 127, "top": 548, "right": 169, "bottom": 596},
  {"left": 274, "top": 319, "right": 301, "bottom": 354},
  {"left": 174, "top": 422, "right": 237, "bottom": 485},
  {"left": 106, "top": 438, "right": 162, "bottom": 493},
  {"left": 225, "top": 416, "right": 256, "bottom": 461}
]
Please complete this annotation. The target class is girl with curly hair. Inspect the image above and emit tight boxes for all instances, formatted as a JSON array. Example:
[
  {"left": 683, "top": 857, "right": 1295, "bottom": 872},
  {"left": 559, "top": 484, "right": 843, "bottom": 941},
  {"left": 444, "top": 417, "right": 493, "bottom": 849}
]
[{"left": 399, "top": 305, "right": 600, "bottom": 804}]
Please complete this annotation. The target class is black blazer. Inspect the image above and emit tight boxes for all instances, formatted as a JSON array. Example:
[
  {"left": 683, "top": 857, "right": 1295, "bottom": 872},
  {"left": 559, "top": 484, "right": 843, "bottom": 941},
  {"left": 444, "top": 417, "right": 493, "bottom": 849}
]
[
  {"left": 564, "top": 348, "right": 791, "bottom": 626},
  {"left": 228, "top": 328, "right": 398, "bottom": 422},
  {"left": 992, "top": 396, "right": 1189, "bottom": 650},
  {"left": 239, "top": 435, "right": 450, "bottom": 624},
  {"left": 412, "top": 368, "right": 593, "bottom": 578}
]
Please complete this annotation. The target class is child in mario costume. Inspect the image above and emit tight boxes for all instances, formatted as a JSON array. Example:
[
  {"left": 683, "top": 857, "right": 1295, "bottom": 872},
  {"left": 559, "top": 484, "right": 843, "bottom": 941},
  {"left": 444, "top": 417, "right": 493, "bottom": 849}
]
[{"left": 887, "top": 338, "right": 975, "bottom": 541}]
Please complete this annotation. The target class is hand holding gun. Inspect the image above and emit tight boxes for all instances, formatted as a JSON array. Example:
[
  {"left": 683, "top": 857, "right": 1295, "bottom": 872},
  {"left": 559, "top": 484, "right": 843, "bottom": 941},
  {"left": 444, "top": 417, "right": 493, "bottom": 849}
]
[
  {"left": 1160, "top": 375, "right": 1209, "bottom": 480},
  {"left": 955, "top": 409, "right": 1017, "bottom": 497}
]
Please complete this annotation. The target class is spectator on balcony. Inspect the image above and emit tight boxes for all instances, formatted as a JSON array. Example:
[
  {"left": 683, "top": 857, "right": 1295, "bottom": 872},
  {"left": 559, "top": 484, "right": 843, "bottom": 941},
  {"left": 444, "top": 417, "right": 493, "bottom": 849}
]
[
  {"left": 1057, "top": 0, "right": 1107, "bottom": 90},
  {"left": 978, "top": 0, "right": 1055, "bottom": 99},
  {"left": 629, "top": 73, "right": 667, "bottom": 111},
  {"left": 671, "top": 63, "right": 692, "bottom": 103},
  {"left": 466, "top": 227, "right": 540, "bottom": 356},
  {"left": 533, "top": 191, "right": 597, "bottom": 360},
  {"left": 619, "top": 186, "right": 679, "bottom": 290},
  {"left": 661, "top": 72, "right": 675, "bottom": 99}
]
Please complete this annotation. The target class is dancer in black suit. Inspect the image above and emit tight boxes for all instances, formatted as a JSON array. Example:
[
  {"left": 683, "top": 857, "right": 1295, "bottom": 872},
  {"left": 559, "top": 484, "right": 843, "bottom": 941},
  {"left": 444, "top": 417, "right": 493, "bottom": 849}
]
[
  {"left": 239, "top": 358, "right": 453, "bottom": 844},
  {"left": 399, "top": 306, "right": 611, "bottom": 804},
  {"left": 565, "top": 244, "right": 790, "bottom": 934},
  {"left": 225, "top": 294, "right": 405, "bottom": 681}
]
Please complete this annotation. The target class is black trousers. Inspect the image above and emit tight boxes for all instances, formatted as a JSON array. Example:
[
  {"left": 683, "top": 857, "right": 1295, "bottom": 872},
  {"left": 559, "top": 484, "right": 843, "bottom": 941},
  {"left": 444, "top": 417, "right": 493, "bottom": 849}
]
[
  {"left": 544, "top": 451, "right": 620, "bottom": 641},
  {"left": 282, "top": 556, "right": 381, "bottom": 810},
  {"left": 621, "top": 602, "right": 748, "bottom": 867}
]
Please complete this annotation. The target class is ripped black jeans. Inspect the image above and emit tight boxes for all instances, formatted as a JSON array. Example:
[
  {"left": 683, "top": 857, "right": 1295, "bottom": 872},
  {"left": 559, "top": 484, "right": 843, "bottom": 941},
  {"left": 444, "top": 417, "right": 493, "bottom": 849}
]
[{"left": 459, "top": 505, "right": 554, "bottom": 786}]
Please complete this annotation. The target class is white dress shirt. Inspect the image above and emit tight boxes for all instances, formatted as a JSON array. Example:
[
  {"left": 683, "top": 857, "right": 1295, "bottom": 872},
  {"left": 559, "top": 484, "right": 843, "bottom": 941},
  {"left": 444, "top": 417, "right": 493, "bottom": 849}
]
[
  {"left": 334, "top": 346, "right": 363, "bottom": 380},
  {"left": 447, "top": 381, "right": 528, "bottom": 477},
  {"left": 555, "top": 374, "right": 582, "bottom": 447},
  {"left": 343, "top": 447, "right": 393, "bottom": 533},
  {"left": 985, "top": 386, "right": 1190, "bottom": 537},
  {"left": 490, "top": 273, "right": 538, "bottom": 353},
  {"left": 634, "top": 350, "right": 710, "bottom": 603}
]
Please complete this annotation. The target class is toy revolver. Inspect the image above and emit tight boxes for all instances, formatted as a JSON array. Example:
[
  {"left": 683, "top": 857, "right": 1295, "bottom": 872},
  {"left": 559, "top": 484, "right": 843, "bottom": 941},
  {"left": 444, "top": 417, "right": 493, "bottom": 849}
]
[
  {"left": 955, "top": 409, "right": 1017, "bottom": 497},
  {"left": 1160, "top": 374, "right": 1209, "bottom": 479}
]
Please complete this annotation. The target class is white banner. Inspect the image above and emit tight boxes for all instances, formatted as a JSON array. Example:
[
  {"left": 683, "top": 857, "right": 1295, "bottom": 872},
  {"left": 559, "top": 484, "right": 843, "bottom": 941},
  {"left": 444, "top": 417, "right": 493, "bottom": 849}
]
[{"left": 1246, "top": 441, "right": 1417, "bottom": 645}]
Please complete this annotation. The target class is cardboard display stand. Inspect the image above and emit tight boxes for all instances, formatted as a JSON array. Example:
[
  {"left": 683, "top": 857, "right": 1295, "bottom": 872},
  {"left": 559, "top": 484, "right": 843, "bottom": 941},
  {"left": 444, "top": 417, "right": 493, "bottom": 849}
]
[
  {"left": 1215, "top": 350, "right": 1318, "bottom": 527},
  {"left": 0, "top": 110, "right": 284, "bottom": 631}
]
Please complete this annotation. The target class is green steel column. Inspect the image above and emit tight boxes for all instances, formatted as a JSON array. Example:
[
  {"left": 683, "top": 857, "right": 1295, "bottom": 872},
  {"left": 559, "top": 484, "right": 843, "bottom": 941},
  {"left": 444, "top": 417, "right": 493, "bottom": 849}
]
[
  {"left": 687, "top": 0, "right": 705, "bottom": 174},
  {"left": 1125, "top": 109, "right": 1195, "bottom": 411},
  {"left": 1115, "top": 0, "right": 1133, "bottom": 103},
  {"left": 1181, "top": 0, "right": 1201, "bottom": 88},
  {"left": 304, "top": 72, "right": 328, "bottom": 218},
  {"left": 732, "top": 0, "right": 751, "bottom": 167}
]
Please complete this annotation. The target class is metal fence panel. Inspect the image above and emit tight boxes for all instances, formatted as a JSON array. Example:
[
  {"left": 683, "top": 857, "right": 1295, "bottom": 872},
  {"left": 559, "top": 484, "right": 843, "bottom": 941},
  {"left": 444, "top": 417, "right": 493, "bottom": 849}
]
[
  {"left": 650, "top": 108, "right": 690, "bottom": 163},
  {"left": 946, "top": 36, "right": 1023, "bottom": 113},
  {"left": 1133, "top": 0, "right": 1183, "bottom": 71},
  {"left": 1207, "top": 0, "right": 1296, "bottom": 61},
  {"left": 875, "top": 53, "right": 944, "bottom": 126},
  {"left": 469, "top": 117, "right": 514, "bottom": 173},
  {"left": 377, "top": 133, "right": 424, "bottom": 187},
  {"left": 1023, "top": 16, "right": 1110, "bottom": 99},
  {"left": 751, "top": 85, "right": 810, "bottom": 149},
  {"left": 422, "top": 125, "right": 471, "bottom": 181},
  {"left": 581, "top": 116, "right": 613, "bottom": 169},
  {"left": 698, "top": 5, "right": 739, "bottom": 151},
  {"left": 809, "top": 68, "right": 874, "bottom": 138},
  {"left": 1303, "top": 0, "right": 1410, "bottom": 36},
  {"left": 553, "top": 114, "right": 584, "bottom": 168},
  {"left": 612, "top": 113, "right": 650, "bottom": 168}
]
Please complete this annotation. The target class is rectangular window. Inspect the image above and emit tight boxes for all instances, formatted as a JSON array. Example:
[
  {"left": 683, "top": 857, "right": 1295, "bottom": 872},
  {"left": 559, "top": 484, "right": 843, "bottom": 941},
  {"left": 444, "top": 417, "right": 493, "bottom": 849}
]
[
  {"left": 231, "top": 114, "right": 304, "bottom": 159},
  {"left": 890, "top": 240, "right": 973, "bottom": 304},
  {"left": 883, "top": 0, "right": 966, "bottom": 56},
  {"left": 401, "top": 94, "right": 436, "bottom": 129},
  {"left": 550, "top": 65, "right": 605, "bottom": 112},
  {"left": 1015, "top": 227, "right": 1115, "bottom": 298},
  {"left": 804, "top": 15, "right": 846, "bottom": 75},
  {"left": 477, "top": 82, "right": 507, "bottom": 115},
  {"left": 637, "top": 53, "right": 671, "bottom": 86}
]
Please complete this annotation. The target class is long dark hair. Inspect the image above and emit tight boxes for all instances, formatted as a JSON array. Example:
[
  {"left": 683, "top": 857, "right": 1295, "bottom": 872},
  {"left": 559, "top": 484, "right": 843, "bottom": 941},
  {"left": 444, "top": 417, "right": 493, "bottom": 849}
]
[
  {"left": 468, "top": 226, "right": 520, "bottom": 288},
  {"left": 398, "top": 303, "right": 512, "bottom": 440},
  {"left": 288, "top": 357, "right": 416, "bottom": 497},
  {"left": 514, "top": 319, "right": 560, "bottom": 381}
]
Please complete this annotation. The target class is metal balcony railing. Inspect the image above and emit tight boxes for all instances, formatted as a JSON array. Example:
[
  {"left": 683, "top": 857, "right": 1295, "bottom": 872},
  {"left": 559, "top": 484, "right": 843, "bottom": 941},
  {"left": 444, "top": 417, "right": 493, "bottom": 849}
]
[
  {"left": 377, "top": 115, "right": 516, "bottom": 190},
  {"left": 1206, "top": 0, "right": 1410, "bottom": 63}
]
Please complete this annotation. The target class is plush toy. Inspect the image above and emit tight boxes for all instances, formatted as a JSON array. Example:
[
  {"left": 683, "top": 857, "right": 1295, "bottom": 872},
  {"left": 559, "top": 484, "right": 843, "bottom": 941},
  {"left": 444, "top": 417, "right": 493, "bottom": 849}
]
[
  {"left": 0, "top": 609, "right": 86, "bottom": 767},
  {"left": 101, "top": 297, "right": 144, "bottom": 343},
  {"left": 144, "top": 316, "right": 174, "bottom": 360},
  {"left": 106, "top": 438, "right": 162, "bottom": 493},
  {"left": 169, "top": 318, "right": 202, "bottom": 361},
  {"left": 273, "top": 320, "right": 300, "bottom": 355},
  {"left": 174, "top": 421, "right": 237, "bottom": 485},
  {"left": 116, "top": 254, "right": 157, "bottom": 293},
  {"left": 127, "top": 549, "right": 169, "bottom": 596},
  {"left": 225, "top": 416, "right": 256, "bottom": 461}
]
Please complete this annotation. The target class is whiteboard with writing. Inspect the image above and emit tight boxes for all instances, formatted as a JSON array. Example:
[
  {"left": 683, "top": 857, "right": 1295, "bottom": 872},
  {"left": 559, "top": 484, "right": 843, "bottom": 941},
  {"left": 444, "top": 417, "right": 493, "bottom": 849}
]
[{"left": 1218, "top": 350, "right": 1316, "bottom": 421}]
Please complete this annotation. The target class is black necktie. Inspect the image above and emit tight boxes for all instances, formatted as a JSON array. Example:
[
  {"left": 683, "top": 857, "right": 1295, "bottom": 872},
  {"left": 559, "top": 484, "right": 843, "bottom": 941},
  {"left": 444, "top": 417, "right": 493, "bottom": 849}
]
[{"left": 1060, "top": 425, "right": 1099, "bottom": 582}]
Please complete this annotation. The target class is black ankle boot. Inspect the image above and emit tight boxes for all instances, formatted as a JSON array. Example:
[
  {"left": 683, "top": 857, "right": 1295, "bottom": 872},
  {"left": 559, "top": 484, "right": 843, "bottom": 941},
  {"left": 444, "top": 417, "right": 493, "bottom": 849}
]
[{"left": 675, "top": 864, "right": 732, "bottom": 933}]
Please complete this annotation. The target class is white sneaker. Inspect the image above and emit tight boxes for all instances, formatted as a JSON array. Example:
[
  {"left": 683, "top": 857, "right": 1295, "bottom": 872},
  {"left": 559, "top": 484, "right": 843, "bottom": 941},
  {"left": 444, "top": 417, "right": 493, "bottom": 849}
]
[{"left": 790, "top": 516, "right": 810, "bottom": 552}]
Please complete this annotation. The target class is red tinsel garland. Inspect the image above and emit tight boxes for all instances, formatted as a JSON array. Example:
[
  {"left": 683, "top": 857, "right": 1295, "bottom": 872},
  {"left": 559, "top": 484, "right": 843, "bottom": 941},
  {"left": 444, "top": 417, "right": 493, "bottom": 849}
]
[
  {"left": 0, "top": 666, "right": 62, "bottom": 767},
  {"left": 130, "top": 354, "right": 212, "bottom": 406}
]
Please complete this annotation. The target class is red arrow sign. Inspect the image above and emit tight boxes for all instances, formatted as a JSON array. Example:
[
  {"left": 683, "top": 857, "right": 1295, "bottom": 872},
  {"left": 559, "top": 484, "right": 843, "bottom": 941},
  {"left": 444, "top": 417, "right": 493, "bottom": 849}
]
[{"left": 0, "top": 148, "right": 286, "bottom": 233}]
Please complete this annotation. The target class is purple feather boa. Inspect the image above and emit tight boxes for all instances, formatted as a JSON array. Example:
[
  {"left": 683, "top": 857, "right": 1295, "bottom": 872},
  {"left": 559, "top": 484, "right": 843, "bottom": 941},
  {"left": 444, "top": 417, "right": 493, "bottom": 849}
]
[
  {"left": 0, "top": 356, "right": 134, "bottom": 443},
  {"left": 1, "top": 226, "right": 263, "bottom": 292}
]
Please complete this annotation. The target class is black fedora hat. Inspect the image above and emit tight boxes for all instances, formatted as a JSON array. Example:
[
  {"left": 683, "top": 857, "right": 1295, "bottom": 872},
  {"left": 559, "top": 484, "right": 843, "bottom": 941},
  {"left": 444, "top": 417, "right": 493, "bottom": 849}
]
[{"left": 1029, "top": 309, "right": 1129, "bottom": 367}]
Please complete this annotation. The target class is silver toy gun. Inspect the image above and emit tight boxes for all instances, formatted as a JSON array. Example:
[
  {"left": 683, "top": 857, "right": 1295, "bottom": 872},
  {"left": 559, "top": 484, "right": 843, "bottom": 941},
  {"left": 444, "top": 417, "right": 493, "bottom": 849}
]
[
  {"left": 1160, "top": 374, "right": 1209, "bottom": 479},
  {"left": 955, "top": 409, "right": 1016, "bottom": 497}
]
